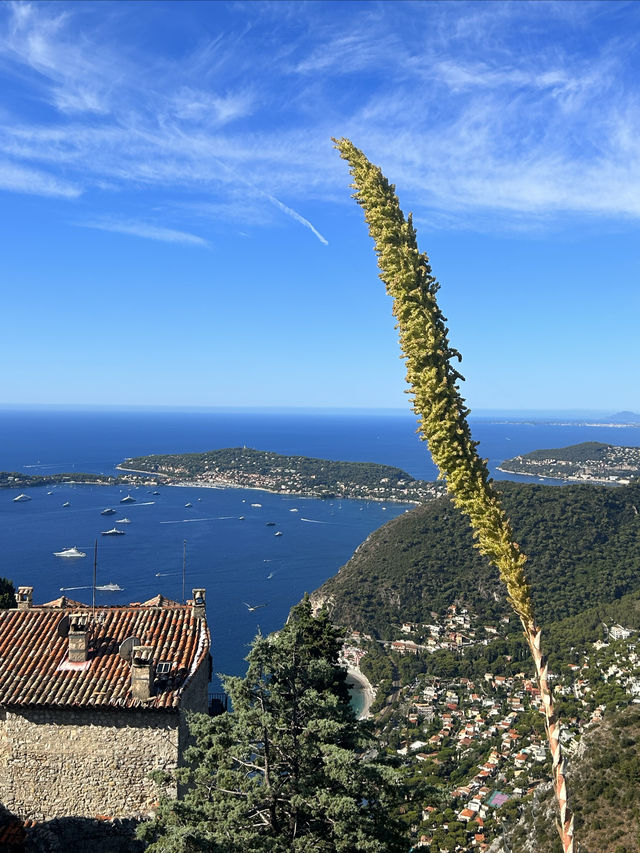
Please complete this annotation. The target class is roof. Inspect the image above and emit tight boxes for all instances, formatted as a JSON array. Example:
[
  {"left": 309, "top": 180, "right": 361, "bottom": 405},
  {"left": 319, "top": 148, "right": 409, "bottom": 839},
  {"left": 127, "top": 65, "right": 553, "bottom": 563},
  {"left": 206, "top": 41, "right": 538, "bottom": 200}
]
[{"left": 0, "top": 597, "right": 210, "bottom": 711}]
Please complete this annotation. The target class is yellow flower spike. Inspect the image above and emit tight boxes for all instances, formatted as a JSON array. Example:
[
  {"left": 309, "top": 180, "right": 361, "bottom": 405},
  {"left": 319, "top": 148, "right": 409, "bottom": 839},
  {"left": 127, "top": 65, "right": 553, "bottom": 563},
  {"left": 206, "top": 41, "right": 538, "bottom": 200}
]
[{"left": 334, "top": 137, "right": 574, "bottom": 853}]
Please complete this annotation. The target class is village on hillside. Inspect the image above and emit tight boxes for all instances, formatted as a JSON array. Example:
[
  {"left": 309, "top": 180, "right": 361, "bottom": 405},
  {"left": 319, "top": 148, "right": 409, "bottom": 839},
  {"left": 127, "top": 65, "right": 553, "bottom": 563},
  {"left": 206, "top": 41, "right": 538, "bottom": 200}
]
[{"left": 341, "top": 605, "right": 640, "bottom": 851}]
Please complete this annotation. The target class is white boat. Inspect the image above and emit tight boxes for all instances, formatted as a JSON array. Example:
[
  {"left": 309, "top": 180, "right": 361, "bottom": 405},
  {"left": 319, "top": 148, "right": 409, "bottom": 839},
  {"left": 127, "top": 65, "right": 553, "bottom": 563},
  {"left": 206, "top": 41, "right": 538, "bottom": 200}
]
[
  {"left": 101, "top": 508, "right": 116, "bottom": 515},
  {"left": 115, "top": 517, "right": 131, "bottom": 524},
  {"left": 120, "top": 494, "right": 136, "bottom": 504},
  {"left": 53, "top": 546, "right": 86, "bottom": 558},
  {"left": 289, "top": 508, "right": 298, "bottom": 513},
  {"left": 13, "top": 494, "right": 31, "bottom": 502},
  {"left": 96, "top": 581, "right": 123, "bottom": 591},
  {"left": 101, "top": 527, "right": 125, "bottom": 536},
  {"left": 274, "top": 531, "right": 283, "bottom": 537},
  {"left": 185, "top": 502, "right": 193, "bottom": 508},
  {"left": 62, "top": 501, "right": 71, "bottom": 507},
  {"left": 251, "top": 503, "right": 262, "bottom": 507}
]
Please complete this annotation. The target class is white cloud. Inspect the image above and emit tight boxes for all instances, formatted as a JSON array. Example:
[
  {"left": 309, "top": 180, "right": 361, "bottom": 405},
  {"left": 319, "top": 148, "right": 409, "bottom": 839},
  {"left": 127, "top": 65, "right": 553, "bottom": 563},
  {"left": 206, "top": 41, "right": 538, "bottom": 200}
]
[
  {"left": 0, "top": 159, "right": 80, "bottom": 197},
  {"left": 1, "top": 0, "right": 640, "bottom": 231},
  {"left": 80, "top": 219, "right": 209, "bottom": 247}
]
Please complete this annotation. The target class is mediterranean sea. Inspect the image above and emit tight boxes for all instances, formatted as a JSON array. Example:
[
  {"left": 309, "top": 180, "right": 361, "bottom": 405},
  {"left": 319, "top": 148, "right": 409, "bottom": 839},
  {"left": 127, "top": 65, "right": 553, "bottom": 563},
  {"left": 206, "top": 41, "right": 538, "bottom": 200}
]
[{"left": 2, "top": 407, "right": 639, "bottom": 691}]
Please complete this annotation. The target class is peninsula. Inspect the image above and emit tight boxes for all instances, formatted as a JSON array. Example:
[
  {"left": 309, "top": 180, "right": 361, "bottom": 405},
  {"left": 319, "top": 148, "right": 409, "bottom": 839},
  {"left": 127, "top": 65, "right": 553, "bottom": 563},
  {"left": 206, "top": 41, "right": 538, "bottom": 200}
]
[
  {"left": 118, "top": 447, "right": 445, "bottom": 503},
  {"left": 0, "top": 471, "right": 155, "bottom": 490},
  {"left": 498, "top": 441, "right": 640, "bottom": 484}
]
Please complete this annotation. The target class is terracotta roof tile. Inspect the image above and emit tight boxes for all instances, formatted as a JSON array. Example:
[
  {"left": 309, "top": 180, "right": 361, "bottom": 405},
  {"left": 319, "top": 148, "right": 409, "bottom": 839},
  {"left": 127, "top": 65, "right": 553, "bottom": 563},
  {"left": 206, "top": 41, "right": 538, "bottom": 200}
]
[{"left": 0, "top": 599, "right": 209, "bottom": 711}]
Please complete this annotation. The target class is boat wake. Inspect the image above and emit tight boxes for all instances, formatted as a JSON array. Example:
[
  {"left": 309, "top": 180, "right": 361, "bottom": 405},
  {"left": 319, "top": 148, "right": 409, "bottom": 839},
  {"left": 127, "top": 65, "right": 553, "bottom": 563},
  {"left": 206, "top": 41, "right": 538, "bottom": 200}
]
[{"left": 300, "top": 517, "right": 330, "bottom": 524}]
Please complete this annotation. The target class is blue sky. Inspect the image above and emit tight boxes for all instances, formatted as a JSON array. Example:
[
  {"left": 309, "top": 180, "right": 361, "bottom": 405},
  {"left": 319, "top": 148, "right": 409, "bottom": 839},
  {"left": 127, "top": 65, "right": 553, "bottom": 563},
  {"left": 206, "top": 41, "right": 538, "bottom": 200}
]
[{"left": 2, "top": 0, "right": 640, "bottom": 412}]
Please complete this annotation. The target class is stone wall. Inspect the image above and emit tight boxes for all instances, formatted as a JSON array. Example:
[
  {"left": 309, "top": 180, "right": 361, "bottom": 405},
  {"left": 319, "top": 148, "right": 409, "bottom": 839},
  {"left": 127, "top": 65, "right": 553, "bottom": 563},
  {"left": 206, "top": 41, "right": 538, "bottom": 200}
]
[{"left": 0, "top": 706, "right": 179, "bottom": 821}]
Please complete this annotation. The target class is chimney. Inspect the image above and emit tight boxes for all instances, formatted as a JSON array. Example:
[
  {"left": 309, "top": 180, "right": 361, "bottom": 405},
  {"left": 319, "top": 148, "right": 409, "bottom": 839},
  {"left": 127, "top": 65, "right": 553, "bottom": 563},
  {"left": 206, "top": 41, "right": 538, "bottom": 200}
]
[
  {"left": 192, "top": 588, "right": 206, "bottom": 620},
  {"left": 15, "top": 586, "right": 33, "bottom": 610},
  {"left": 68, "top": 612, "right": 91, "bottom": 662},
  {"left": 131, "top": 645, "right": 154, "bottom": 700}
]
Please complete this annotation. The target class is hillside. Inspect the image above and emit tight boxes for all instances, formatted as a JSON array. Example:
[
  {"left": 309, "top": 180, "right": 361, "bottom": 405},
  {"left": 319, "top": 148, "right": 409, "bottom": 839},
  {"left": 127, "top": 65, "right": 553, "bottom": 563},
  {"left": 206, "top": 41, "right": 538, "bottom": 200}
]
[
  {"left": 311, "top": 480, "right": 640, "bottom": 637},
  {"left": 506, "top": 706, "right": 640, "bottom": 853}
]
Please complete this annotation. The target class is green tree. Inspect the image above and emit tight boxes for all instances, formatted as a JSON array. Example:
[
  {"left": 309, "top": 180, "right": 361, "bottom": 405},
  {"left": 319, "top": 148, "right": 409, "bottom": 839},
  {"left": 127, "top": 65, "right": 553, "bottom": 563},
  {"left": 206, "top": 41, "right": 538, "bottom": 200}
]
[
  {"left": 334, "top": 137, "right": 574, "bottom": 852},
  {"left": 139, "top": 598, "right": 407, "bottom": 852},
  {"left": 0, "top": 577, "right": 15, "bottom": 609}
]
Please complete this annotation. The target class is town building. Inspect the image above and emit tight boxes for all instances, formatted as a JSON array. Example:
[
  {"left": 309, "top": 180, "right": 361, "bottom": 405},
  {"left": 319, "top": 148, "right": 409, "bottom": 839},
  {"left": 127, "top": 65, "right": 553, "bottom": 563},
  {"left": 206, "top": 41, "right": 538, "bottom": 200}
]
[{"left": 0, "top": 586, "right": 211, "bottom": 821}]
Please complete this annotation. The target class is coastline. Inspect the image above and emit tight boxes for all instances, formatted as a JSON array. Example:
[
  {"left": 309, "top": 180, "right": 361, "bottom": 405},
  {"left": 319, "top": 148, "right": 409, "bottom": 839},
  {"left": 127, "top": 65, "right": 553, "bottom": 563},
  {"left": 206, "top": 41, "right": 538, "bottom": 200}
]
[
  {"left": 345, "top": 666, "right": 375, "bottom": 720},
  {"left": 117, "top": 466, "right": 423, "bottom": 504},
  {"left": 496, "top": 466, "right": 626, "bottom": 486}
]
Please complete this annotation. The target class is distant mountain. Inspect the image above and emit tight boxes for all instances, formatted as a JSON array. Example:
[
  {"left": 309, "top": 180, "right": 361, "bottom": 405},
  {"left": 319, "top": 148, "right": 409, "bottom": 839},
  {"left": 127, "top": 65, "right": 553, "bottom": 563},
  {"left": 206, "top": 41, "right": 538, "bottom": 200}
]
[{"left": 606, "top": 410, "right": 640, "bottom": 423}]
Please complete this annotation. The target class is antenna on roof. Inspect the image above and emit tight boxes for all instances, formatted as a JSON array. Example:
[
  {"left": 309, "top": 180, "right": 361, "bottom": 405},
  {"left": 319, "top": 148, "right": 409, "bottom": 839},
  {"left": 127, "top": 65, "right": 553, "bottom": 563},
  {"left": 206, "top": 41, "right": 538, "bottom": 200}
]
[
  {"left": 57, "top": 614, "right": 70, "bottom": 639},
  {"left": 182, "top": 539, "right": 186, "bottom": 605},
  {"left": 119, "top": 635, "right": 141, "bottom": 662},
  {"left": 92, "top": 539, "right": 97, "bottom": 616}
]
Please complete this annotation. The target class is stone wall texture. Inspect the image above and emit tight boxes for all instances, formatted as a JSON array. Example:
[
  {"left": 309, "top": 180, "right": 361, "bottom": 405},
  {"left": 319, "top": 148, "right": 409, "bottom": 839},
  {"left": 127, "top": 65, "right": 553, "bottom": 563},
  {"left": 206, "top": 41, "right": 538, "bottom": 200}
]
[{"left": 0, "top": 706, "right": 179, "bottom": 820}]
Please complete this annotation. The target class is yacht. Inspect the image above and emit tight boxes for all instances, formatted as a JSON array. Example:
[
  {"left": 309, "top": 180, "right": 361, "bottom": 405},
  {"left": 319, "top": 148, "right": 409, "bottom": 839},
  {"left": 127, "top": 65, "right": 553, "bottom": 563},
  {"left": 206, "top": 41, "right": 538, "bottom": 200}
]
[
  {"left": 62, "top": 501, "right": 71, "bottom": 507},
  {"left": 53, "top": 546, "right": 86, "bottom": 558},
  {"left": 101, "top": 508, "right": 116, "bottom": 516},
  {"left": 266, "top": 521, "right": 276, "bottom": 526},
  {"left": 101, "top": 527, "right": 125, "bottom": 536},
  {"left": 13, "top": 494, "right": 31, "bottom": 502},
  {"left": 115, "top": 517, "right": 131, "bottom": 524},
  {"left": 185, "top": 502, "right": 193, "bottom": 508},
  {"left": 274, "top": 531, "right": 283, "bottom": 537},
  {"left": 251, "top": 503, "right": 262, "bottom": 507},
  {"left": 96, "top": 582, "right": 123, "bottom": 592},
  {"left": 120, "top": 494, "right": 136, "bottom": 504}
]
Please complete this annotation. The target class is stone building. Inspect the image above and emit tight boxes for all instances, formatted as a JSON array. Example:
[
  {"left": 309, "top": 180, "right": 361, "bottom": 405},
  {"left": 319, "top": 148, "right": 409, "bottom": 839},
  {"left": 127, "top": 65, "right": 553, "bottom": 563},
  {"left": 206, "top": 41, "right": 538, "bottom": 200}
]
[{"left": 0, "top": 586, "right": 211, "bottom": 821}]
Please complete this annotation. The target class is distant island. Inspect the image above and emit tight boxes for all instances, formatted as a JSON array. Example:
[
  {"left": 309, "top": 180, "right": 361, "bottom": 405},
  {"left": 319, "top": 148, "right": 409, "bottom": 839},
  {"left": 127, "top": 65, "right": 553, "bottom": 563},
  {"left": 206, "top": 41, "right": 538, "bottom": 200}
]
[
  {"left": 118, "top": 447, "right": 445, "bottom": 503},
  {"left": 498, "top": 441, "right": 640, "bottom": 483}
]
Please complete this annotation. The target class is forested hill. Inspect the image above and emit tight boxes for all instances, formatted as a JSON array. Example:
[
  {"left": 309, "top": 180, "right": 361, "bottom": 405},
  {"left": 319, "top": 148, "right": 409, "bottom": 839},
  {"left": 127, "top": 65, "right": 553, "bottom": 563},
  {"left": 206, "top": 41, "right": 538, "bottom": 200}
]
[
  {"left": 311, "top": 480, "right": 640, "bottom": 638},
  {"left": 120, "top": 447, "right": 444, "bottom": 503}
]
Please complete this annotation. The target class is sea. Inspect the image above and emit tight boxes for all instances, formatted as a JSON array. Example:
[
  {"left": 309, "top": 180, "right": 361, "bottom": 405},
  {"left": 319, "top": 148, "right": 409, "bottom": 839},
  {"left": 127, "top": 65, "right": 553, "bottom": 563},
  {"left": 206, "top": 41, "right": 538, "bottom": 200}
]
[{"left": 2, "top": 407, "right": 639, "bottom": 699}]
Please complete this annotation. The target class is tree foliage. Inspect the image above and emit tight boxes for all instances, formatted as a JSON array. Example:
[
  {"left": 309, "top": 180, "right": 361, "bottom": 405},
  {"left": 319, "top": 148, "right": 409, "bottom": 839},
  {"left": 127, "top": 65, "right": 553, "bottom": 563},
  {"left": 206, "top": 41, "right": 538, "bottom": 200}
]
[
  {"left": 0, "top": 577, "right": 15, "bottom": 609},
  {"left": 139, "top": 599, "right": 407, "bottom": 853}
]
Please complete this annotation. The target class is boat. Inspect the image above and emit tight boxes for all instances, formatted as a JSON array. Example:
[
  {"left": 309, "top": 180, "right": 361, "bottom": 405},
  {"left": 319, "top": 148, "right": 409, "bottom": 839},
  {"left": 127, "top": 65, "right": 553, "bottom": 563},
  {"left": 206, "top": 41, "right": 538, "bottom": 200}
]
[
  {"left": 120, "top": 494, "right": 136, "bottom": 504},
  {"left": 274, "top": 531, "right": 283, "bottom": 536},
  {"left": 266, "top": 521, "right": 276, "bottom": 526},
  {"left": 101, "top": 508, "right": 116, "bottom": 515},
  {"left": 152, "top": 491, "right": 160, "bottom": 495},
  {"left": 101, "top": 527, "right": 125, "bottom": 536},
  {"left": 96, "top": 582, "right": 123, "bottom": 592},
  {"left": 251, "top": 503, "right": 262, "bottom": 507},
  {"left": 47, "top": 491, "right": 53, "bottom": 495},
  {"left": 185, "top": 502, "right": 193, "bottom": 508},
  {"left": 238, "top": 515, "right": 245, "bottom": 520},
  {"left": 13, "top": 494, "right": 31, "bottom": 502},
  {"left": 289, "top": 508, "right": 298, "bottom": 513},
  {"left": 53, "top": 546, "right": 86, "bottom": 558},
  {"left": 115, "top": 517, "right": 131, "bottom": 524},
  {"left": 62, "top": 501, "right": 71, "bottom": 507}
]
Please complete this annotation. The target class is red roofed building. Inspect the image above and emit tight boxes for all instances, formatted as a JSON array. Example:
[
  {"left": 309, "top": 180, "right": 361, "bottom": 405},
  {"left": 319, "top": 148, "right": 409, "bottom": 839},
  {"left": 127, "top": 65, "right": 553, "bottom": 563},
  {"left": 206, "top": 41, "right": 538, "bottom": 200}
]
[{"left": 0, "top": 586, "right": 211, "bottom": 821}]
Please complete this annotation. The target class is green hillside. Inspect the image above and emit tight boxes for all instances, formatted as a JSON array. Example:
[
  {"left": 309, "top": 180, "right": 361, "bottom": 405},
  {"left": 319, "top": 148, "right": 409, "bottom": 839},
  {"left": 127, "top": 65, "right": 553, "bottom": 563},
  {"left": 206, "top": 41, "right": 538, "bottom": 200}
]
[{"left": 312, "top": 480, "right": 640, "bottom": 637}]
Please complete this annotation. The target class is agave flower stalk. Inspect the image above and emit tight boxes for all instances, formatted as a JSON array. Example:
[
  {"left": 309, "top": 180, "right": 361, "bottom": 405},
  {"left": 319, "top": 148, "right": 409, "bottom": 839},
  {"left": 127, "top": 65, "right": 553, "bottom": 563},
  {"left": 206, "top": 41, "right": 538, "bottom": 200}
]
[{"left": 334, "top": 137, "right": 573, "bottom": 853}]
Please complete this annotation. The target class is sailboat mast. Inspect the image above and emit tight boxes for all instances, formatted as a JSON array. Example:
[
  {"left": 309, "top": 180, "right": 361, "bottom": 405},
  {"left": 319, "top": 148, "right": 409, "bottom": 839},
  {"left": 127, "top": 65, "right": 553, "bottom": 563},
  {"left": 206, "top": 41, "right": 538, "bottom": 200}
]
[
  {"left": 182, "top": 539, "right": 186, "bottom": 604},
  {"left": 92, "top": 539, "right": 97, "bottom": 614}
]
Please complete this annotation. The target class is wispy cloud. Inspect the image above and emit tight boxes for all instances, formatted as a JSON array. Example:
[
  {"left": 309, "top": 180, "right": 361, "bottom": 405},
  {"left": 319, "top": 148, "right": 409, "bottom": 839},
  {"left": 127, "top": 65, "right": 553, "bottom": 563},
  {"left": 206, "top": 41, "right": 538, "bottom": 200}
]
[
  {"left": 80, "top": 219, "right": 209, "bottom": 247},
  {"left": 0, "top": 159, "right": 80, "bottom": 197},
  {"left": 1, "top": 0, "right": 640, "bottom": 233}
]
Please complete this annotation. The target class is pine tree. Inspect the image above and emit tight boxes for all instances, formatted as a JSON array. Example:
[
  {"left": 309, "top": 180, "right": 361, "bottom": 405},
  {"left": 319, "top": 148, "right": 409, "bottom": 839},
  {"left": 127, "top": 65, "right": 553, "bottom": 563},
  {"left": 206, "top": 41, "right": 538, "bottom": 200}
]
[
  {"left": 0, "top": 577, "right": 15, "bottom": 609},
  {"left": 139, "top": 598, "right": 407, "bottom": 853},
  {"left": 333, "top": 137, "right": 574, "bottom": 853}
]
